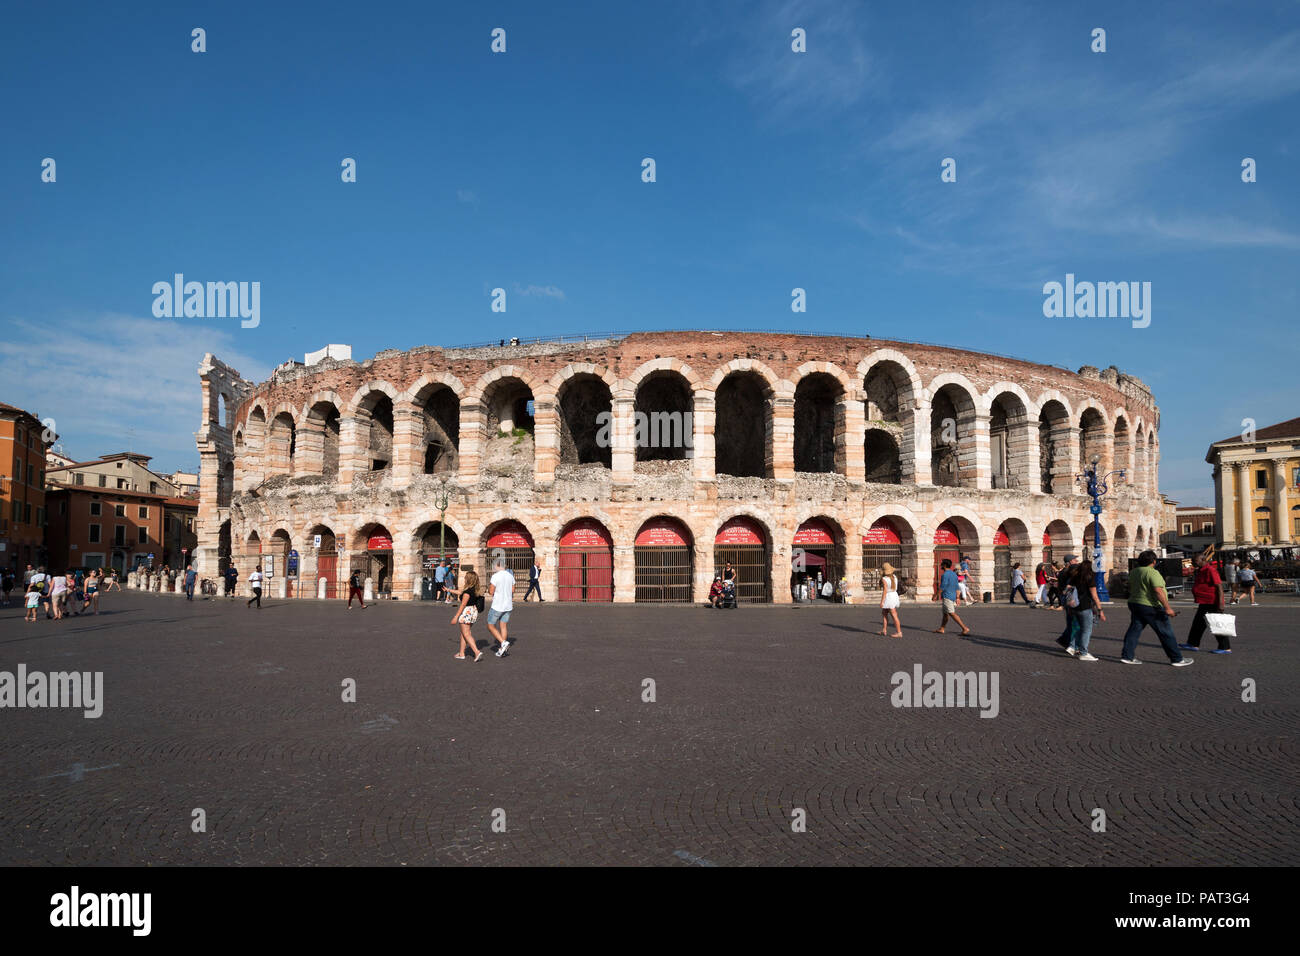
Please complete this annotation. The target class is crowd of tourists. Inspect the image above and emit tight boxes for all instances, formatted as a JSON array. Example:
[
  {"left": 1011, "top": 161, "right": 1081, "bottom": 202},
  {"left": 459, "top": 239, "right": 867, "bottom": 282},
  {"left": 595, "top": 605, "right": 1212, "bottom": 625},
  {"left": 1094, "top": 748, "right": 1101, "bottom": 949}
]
[{"left": 4, "top": 563, "right": 120, "bottom": 621}]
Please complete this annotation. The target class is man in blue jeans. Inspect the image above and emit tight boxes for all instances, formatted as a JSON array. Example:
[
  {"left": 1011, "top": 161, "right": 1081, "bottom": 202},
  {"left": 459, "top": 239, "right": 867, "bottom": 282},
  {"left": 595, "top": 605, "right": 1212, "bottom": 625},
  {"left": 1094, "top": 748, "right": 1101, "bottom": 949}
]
[{"left": 1121, "top": 550, "right": 1191, "bottom": 666}]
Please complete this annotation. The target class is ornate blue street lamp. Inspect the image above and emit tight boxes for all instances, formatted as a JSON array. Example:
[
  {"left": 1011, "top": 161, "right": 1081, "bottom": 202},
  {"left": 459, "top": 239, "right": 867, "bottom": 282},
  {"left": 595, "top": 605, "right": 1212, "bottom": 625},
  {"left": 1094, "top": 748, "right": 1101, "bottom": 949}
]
[{"left": 1078, "top": 454, "right": 1125, "bottom": 602}]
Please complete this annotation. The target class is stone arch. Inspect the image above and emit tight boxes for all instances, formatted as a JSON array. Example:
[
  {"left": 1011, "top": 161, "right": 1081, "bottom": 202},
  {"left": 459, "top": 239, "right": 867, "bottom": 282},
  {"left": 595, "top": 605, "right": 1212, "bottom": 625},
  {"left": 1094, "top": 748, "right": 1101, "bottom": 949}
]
[
  {"left": 343, "top": 380, "right": 401, "bottom": 417},
  {"left": 1038, "top": 396, "right": 1073, "bottom": 493},
  {"left": 547, "top": 362, "right": 621, "bottom": 398},
  {"left": 706, "top": 358, "right": 782, "bottom": 394},
  {"left": 864, "top": 428, "right": 901, "bottom": 484},
  {"left": 714, "top": 368, "right": 775, "bottom": 479},
  {"left": 267, "top": 406, "right": 297, "bottom": 476},
  {"left": 987, "top": 385, "right": 1032, "bottom": 491},
  {"left": 928, "top": 378, "right": 979, "bottom": 488},
  {"left": 410, "top": 377, "right": 461, "bottom": 475},
  {"left": 1113, "top": 414, "right": 1133, "bottom": 489},
  {"left": 557, "top": 372, "right": 613, "bottom": 467},
  {"left": 793, "top": 371, "right": 845, "bottom": 474},
  {"left": 626, "top": 357, "right": 704, "bottom": 392},
  {"left": 634, "top": 367, "right": 693, "bottom": 463},
  {"left": 303, "top": 394, "right": 343, "bottom": 479},
  {"left": 1078, "top": 400, "right": 1111, "bottom": 475}
]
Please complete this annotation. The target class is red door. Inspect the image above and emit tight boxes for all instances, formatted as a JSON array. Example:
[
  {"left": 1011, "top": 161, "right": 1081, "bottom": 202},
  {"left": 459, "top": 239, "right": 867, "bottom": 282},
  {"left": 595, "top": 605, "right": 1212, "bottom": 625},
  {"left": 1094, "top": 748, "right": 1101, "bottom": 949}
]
[{"left": 558, "top": 519, "right": 613, "bottom": 602}]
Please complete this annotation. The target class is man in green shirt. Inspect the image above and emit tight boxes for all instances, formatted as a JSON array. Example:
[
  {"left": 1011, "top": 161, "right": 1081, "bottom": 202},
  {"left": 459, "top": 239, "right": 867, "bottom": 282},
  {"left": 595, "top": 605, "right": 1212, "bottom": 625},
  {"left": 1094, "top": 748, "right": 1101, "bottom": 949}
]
[{"left": 1121, "top": 550, "right": 1190, "bottom": 666}]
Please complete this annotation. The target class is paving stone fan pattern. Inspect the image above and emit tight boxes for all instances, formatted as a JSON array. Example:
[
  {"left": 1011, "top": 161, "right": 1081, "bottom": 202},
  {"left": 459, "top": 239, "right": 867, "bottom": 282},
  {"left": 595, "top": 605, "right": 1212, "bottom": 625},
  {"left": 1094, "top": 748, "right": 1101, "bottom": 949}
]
[{"left": 1, "top": 592, "right": 1295, "bottom": 866}]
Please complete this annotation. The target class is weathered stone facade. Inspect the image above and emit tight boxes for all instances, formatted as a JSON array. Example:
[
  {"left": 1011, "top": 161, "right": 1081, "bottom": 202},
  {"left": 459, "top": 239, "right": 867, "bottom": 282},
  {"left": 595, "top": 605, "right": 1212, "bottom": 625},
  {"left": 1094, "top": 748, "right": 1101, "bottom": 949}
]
[{"left": 194, "top": 332, "right": 1162, "bottom": 603}]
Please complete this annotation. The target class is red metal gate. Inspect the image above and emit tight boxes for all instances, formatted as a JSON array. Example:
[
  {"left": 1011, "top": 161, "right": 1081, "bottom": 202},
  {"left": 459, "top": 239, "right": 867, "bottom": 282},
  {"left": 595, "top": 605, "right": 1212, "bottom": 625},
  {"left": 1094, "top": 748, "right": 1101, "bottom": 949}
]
[{"left": 558, "top": 519, "right": 613, "bottom": 602}]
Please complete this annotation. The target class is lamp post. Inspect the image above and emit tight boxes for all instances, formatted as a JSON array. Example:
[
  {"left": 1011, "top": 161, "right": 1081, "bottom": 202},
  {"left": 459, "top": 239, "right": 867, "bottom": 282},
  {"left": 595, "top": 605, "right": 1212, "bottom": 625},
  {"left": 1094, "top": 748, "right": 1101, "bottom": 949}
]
[
  {"left": 1078, "top": 453, "right": 1125, "bottom": 603},
  {"left": 433, "top": 480, "right": 453, "bottom": 564}
]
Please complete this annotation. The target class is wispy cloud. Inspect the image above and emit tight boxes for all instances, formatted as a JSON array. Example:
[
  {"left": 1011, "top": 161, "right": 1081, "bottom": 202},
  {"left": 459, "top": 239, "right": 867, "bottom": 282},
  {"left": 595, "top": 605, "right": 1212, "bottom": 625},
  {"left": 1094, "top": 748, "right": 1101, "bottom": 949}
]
[
  {"left": 456, "top": 188, "right": 478, "bottom": 206},
  {"left": 0, "top": 313, "right": 269, "bottom": 469}
]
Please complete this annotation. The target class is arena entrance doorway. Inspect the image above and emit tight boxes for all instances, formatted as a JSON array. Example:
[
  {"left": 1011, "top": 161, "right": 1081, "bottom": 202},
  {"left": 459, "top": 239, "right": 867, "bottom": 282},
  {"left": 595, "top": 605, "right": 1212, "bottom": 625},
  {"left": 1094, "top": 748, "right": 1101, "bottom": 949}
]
[
  {"left": 634, "top": 517, "right": 693, "bottom": 602},
  {"left": 558, "top": 518, "right": 613, "bottom": 602},
  {"left": 713, "top": 516, "right": 770, "bottom": 603}
]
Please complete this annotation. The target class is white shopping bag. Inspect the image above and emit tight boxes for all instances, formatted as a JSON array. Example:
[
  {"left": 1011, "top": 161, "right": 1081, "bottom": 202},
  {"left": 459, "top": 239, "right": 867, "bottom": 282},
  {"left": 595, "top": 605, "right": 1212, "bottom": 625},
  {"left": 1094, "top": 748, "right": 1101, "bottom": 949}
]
[{"left": 1205, "top": 613, "right": 1236, "bottom": 638}]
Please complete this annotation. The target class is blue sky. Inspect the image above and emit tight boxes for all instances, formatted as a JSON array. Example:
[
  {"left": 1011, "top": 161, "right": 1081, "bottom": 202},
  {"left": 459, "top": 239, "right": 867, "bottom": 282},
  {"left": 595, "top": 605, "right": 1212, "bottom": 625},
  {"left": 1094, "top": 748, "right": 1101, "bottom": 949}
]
[{"left": 2, "top": 0, "right": 1297, "bottom": 504}]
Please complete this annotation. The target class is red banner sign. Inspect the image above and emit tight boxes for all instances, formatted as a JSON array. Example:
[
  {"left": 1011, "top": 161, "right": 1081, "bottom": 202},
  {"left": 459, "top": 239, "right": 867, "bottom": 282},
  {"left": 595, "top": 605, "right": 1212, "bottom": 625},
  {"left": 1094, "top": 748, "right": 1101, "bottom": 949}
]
[
  {"left": 862, "top": 518, "right": 902, "bottom": 545},
  {"left": 635, "top": 518, "right": 689, "bottom": 548},
  {"left": 993, "top": 527, "right": 1010, "bottom": 546},
  {"left": 486, "top": 521, "right": 534, "bottom": 549},
  {"left": 793, "top": 518, "right": 835, "bottom": 546},
  {"left": 560, "top": 518, "right": 612, "bottom": 549},
  {"left": 933, "top": 520, "right": 960, "bottom": 546},
  {"left": 366, "top": 534, "right": 393, "bottom": 552},
  {"left": 715, "top": 516, "right": 765, "bottom": 546},
  {"left": 1043, "top": 532, "right": 1052, "bottom": 546}
]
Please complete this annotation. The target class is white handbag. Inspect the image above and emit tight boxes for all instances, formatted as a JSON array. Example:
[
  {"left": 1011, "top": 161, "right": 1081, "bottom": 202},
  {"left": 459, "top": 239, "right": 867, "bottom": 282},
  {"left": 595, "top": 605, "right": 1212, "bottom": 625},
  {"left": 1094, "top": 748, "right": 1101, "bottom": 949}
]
[{"left": 1205, "top": 613, "right": 1237, "bottom": 638}]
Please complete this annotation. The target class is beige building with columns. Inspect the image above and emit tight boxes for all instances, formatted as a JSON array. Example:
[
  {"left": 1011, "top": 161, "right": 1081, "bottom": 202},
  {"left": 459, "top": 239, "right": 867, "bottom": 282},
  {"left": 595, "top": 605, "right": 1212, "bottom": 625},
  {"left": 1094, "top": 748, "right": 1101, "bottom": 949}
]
[
  {"left": 1207, "top": 416, "right": 1300, "bottom": 546},
  {"left": 192, "top": 332, "right": 1163, "bottom": 603}
]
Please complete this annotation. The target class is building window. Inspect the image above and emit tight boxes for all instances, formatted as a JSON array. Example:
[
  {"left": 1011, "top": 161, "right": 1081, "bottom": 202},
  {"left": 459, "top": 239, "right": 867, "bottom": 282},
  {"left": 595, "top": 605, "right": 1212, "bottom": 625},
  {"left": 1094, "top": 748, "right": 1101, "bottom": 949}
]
[
  {"left": 24, "top": 502, "right": 31, "bottom": 523},
  {"left": 59, "top": 500, "right": 66, "bottom": 515},
  {"left": 138, "top": 527, "right": 148, "bottom": 544},
  {"left": 74, "top": 472, "right": 84, "bottom": 486},
  {"left": 90, "top": 501, "right": 101, "bottom": 516},
  {"left": 1256, "top": 470, "right": 1268, "bottom": 490},
  {"left": 117, "top": 478, "right": 127, "bottom": 489},
  {"left": 1202, "top": 523, "right": 1214, "bottom": 533},
  {"left": 114, "top": 526, "right": 126, "bottom": 546},
  {"left": 27, "top": 464, "right": 34, "bottom": 484},
  {"left": 98, "top": 474, "right": 106, "bottom": 487},
  {"left": 1181, "top": 523, "right": 1191, "bottom": 535},
  {"left": 89, "top": 524, "right": 101, "bottom": 543},
  {"left": 116, "top": 462, "right": 123, "bottom": 469},
  {"left": 36, "top": 507, "right": 44, "bottom": 527},
  {"left": 138, "top": 506, "right": 148, "bottom": 519},
  {"left": 149, "top": 481, "right": 158, "bottom": 494},
  {"left": 1255, "top": 506, "right": 1272, "bottom": 538},
  {"left": 114, "top": 504, "right": 125, "bottom": 517}
]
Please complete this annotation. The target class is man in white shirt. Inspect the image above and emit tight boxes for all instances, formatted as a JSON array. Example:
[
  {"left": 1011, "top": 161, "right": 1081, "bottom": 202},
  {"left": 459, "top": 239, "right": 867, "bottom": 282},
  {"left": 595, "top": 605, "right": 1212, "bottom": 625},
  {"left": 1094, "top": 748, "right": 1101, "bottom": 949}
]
[
  {"left": 247, "top": 567, "right": 263, "bottom": 609},
  {"left": 486, "top": 563, "right": 515, "bottom": 657}
]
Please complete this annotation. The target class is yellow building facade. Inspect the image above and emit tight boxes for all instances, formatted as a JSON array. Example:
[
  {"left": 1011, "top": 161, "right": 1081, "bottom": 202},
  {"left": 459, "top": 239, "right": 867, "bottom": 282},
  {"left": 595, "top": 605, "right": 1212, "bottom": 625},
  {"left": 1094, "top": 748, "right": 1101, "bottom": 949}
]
[{"left": 1207, "top": 417, "right": 1300, "bottom": 546}]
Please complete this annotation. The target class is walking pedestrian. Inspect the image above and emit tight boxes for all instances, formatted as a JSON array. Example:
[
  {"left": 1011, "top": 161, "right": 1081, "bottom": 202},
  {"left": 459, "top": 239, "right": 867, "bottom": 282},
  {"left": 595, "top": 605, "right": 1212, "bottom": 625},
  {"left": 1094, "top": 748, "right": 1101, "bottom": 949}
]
[
  {"left": 83, "top": 569, "right": 101, "bottom": 614},
  {"left": 1063, "top": 560, "right": 1105, "bottom": 660},
  {"left": 1120, "top": 550, "right": 1189, "bottom": 666},
  {"left": 933, "top": 559, "right": 970, "bottom": 636},
  {"left": 106, "top": 567, "right": 122, "bottom": 591},
  {"left": 434, "top": 558, "right": 449, "bottom": 602},
  {"left": 1223, "top": 558, "right": 1241, "bottom": 604},
  {"left": 25, "top": 581, "right": 41, "bottom": 622},
  {"left": 224, "top": 564, "right": 238, "bottom": 597},
  {"left": 487, "top": 562, "right": 515, "bottom": 657},
  {"left": 1046, "top": 562, "right": 1065, "bottom": 609},
  {"left": 524, "top": 558, "right": 543, "bottom": 602},
  {"left": 246, "top": 566, "right": 263, "bottom": 608},
  {"left": 1010, "top": 562, "right": 1032, "bottom": 605},
  {"left": 1, "top": 568, "right": 13, "bottom": 607},
  {"left": 878, "top": 562, "right": 903, "bottom": 637},
  {"left": 1180, "top": 553, "right": 1230, "bottom": 653},
  {"left": 1054, "top": 554, "right": 1082, "bottom": 651},
  {"left": 451, "top": 569, "right": 483, "bottom": 661},
  {"left": 48, "top": 571, "right": 69, "bottom": 621},
  {"left": 23, "top": 564, "right": 34, "bottom": 588},
  {"left": 1034, "top": 562, "right": 1049, "bottom": 606},
  {"left": 346, "top": 569, "right": 366, "bottom": 609},
  {"left": 443, "top": 564, "right": 458, "bottom": 604},
  {"left": 30, "top": 567, "right": 50, "bottom": 618},
  {"left": 184, "top": 565, "right": 198, "bottom": 601},
  {"left": 957, "top": 554, "right": 973, "bottom": 606},
  {"left": 1238, "top": 561, "right": 1260, "bottom": 605}
]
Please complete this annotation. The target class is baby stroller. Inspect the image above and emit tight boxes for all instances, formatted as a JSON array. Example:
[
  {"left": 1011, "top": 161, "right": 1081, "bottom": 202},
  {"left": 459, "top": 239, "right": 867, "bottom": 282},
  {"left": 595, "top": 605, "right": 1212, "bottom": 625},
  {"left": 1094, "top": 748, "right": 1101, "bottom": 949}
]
[{"left": 719, "top": 579, "right": 738, "bottom": 609}]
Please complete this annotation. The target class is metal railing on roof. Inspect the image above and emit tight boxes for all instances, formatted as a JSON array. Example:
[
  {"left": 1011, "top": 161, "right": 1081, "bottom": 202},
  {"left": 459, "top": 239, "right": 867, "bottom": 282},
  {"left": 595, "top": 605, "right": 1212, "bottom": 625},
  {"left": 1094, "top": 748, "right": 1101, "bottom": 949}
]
[{"left": 430, "top": 328, "right": 1072, "bottom": 371}]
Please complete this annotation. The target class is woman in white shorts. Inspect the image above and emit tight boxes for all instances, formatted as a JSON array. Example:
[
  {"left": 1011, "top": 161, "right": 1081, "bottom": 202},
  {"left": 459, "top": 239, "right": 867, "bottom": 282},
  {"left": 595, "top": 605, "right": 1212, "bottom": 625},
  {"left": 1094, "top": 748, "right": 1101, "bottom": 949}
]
[
  {"left": 450, "top": 570, "right": 483, "bottom": 661},
  {"left": 879, "top": 562, "right": 903, "bottom": 638}
]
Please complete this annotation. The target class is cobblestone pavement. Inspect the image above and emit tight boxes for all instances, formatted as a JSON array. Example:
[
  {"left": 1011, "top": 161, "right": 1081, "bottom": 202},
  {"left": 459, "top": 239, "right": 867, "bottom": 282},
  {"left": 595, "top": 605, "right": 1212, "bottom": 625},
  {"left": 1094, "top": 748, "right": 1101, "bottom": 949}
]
[{"left": 1, "top": 590, "right": 1295, "bottom": 866}]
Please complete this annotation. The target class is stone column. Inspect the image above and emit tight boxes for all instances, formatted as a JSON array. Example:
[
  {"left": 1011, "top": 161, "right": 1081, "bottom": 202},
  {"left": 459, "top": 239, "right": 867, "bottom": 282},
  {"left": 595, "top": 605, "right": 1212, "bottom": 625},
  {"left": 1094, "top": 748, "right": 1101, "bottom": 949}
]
[
  {"left": 1236, "top": 462, "right": 1253, "bottom": 545},
  {"left": 692, "top": 392, "right": 716, "bottom": 484},
  {"left": 914, "top": 547, "right": 936, "bottom": 604},
  {"left": 458, "top": 402, "right": 484, "bottom": 484},
  {"left": 694, "top": 543, "right": 711, "bottom": 603},
  {"left": 533, "top": 399, "right": 560, "bottom": 484},
  {"left": 536, "top": 541, "right": 559, "bottom": 602},
  {"left": 337, "top": 415, "right": 366, "bottom": 486},
  {"left": 1052, "top": 420, "right": 1080, "bottom": 496},
  {"left": 294, "top": 422, "right": 324, "bottom": 478},
  {"left": 1273, "top": 458, "right": 1290, "bottom": 543},
  {"left": 612, "top": 543, "right": 635, "bottom": 603},
  {"left": 771, "top": 395, "right": 795, "bottom": 481},
  {"left": 843, "top": 539, "right": 863, "bottom": 604},
  {"left": 907, "top": 402, "right": 931, "bottom": 485},
  {"left": 610, "top": 396, "right": 636, "bottom": 484},
  {"left": 1213, "top": 465, "right": 1232, "bottom": 544},
  {"left": 1013, "top": 418, "right": 1037, "bottom": 492},
  {"left": 971, "top": 411, "right": 992, "bottom": 491},
  {"left": 391, "top": 404, "right": 421, "bottom": 484},
  {"left": 840, "top": 398, "right": 865, "bottom": 482}
]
